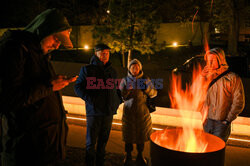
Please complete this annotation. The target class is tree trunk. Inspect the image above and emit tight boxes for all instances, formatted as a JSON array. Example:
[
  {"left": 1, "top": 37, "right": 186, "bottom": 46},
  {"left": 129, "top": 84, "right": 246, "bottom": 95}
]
[
  {"left": 127, "top": 0, "right": 134, "bottom": 69},
  {"left": 147, "top": 54, "right": 151, "bottom": 61},
  {"left": 122, "top": 48, "right": 125, "bottom": 68},
  {"left": 127, "top": 49, "right": 132, "bottom": 69},
  {"left": 227, "top": 0, "right": 239, "bottom": 56}
]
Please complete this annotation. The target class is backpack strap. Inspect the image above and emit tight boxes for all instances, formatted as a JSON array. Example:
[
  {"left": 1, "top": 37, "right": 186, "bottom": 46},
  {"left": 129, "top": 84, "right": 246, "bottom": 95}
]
[{"left": 208, "top": 70, "right": 230, "bottom": 89}]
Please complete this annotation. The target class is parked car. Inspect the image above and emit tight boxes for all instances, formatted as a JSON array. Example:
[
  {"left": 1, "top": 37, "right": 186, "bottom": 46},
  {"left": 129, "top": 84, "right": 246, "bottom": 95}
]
[{"left": 173, "top": 55, "right": 250, "bottom": 117}]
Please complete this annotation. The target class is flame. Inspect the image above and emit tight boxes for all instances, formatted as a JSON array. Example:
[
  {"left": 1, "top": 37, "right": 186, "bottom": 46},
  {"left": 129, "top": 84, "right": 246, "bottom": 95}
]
[
  {"left": 204, "top": 34, "right": 210, "bottom": 53},
  {"left": 151, "top": 127, "right": 225, "bottom": 153},
  {"left": 155, "top": 64, "right": 211, "bottom": 153},
  {"left": 151, "top": 19, "right": 222, "bottom": 153}
]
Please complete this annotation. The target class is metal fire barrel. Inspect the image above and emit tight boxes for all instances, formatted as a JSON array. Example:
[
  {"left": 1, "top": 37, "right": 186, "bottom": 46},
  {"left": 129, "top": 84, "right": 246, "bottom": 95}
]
[{"left": 150, "top": 128, "right": 225, "bottom": 166}]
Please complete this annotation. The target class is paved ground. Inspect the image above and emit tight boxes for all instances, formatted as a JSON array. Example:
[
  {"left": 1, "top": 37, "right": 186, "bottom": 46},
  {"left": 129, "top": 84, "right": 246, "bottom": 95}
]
[{"left": 66, "top": 117, "right": 250, "bottom": 166}]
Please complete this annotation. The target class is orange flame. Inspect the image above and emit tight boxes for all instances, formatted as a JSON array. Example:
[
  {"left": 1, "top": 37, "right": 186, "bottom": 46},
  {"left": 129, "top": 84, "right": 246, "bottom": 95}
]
[
  {"left": 204, "top": 33, "right": 210, "bottom": 53},
  {"left": 166, "top": 64, "right": 211, "bottom": 153},
  {"left": 151, "top": 128, "right": 225, "bottom": 153}
]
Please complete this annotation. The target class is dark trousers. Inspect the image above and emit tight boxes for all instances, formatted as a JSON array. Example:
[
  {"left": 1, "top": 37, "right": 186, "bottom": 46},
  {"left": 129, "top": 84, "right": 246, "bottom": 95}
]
[
  {"left": 86, "top": 115, "right": 113, "bottom": 166},
  {"left": 203, "top": 118, "right": 231, "bottom": 142},
  {"left": 125, "top": 143, "right": 144, "bottom": 153}
]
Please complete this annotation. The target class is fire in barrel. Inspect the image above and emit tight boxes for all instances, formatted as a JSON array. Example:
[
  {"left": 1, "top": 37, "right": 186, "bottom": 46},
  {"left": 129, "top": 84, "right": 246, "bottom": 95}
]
[
  {"left": 150, "top": 64, "right": 226, "bottom": 166},
  {"left": 150, "top": 128, "right": 225, "bottom": 166}
]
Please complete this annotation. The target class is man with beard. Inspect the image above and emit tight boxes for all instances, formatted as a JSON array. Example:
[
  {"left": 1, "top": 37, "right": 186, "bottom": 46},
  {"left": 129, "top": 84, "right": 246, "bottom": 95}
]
[{"left": 0, "top": 8, "right": 77, "bottom": 165}]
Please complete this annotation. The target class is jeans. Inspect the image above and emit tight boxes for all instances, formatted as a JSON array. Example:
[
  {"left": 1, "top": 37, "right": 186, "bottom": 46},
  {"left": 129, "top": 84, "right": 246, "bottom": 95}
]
[
  {"left": 86, "top": 115, "right": 113, "bottom": 166},
  {"left": 203, "top": 118, "right": 231, "bottom": 142}
]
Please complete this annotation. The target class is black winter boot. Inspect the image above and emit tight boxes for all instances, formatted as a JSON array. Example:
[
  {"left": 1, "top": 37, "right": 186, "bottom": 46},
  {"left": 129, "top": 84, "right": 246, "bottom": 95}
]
[{"left": 135, "top": 152, "right": 147, "bottom": 166}]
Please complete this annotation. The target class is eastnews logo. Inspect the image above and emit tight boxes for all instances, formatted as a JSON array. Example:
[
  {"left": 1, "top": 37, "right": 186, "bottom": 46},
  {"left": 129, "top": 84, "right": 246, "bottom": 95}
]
[{"left": 86, "top": 77, "right": 163, "bottom": 89}]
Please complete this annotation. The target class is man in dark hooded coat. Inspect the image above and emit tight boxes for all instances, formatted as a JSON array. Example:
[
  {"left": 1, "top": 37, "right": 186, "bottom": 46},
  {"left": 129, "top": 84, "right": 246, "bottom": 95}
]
[{"left": 0, "top": 8, "right": 76, "bottom": 166}]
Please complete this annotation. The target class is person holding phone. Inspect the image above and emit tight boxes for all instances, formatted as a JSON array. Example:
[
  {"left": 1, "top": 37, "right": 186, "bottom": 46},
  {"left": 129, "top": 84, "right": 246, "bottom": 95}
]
[{"left": 0, "top": 8, "right": 76, "bottom": 165}]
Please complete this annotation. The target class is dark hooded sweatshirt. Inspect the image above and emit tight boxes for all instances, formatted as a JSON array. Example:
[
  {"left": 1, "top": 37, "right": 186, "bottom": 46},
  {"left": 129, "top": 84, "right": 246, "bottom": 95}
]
[{"left": 0, "top": 8, "right": 70, "bottom": 166}]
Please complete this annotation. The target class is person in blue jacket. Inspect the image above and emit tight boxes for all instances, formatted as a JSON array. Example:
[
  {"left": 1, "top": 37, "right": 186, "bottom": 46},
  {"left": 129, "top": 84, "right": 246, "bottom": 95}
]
[{"left": 74, "top": 43, "right": 122, "bottom": 166}]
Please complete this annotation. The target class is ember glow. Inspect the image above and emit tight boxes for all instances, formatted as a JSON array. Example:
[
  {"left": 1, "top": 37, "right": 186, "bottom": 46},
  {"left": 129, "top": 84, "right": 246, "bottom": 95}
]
[{"left": 152, "top": 64, "right": 212, "bottom": 153}]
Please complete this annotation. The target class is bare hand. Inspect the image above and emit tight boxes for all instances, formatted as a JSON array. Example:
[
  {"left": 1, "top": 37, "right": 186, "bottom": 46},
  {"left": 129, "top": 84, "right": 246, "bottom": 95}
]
[{"left": 66, "top": 75, "right": 78, "bottom": 83}]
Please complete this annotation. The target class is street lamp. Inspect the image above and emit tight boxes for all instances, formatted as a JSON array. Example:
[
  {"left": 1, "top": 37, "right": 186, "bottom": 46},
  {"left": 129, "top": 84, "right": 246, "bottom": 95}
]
[
  {"left": 173, "top": 42, "right": 178, "bottom": 47},
  {"left": 84, "top": 45, "right": 89, "bottom": 50}
]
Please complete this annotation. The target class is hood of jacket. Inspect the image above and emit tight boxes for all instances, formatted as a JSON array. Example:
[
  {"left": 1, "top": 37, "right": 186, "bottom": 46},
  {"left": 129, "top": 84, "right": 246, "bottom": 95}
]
[
  {"left": 128, "top": 70, "right": 144, "bottom": 80},
  {"left": 128, "top": 59, "right": 142, "bottom": 71},
  {"left": 127, "top": 59, "right": 143, "bottom": 79},
  {"left": 204, "top": 48, "right": 229, "bottom": 77},
  {"left": 24, "top": 8, "right": 71, "bottom": 42}
]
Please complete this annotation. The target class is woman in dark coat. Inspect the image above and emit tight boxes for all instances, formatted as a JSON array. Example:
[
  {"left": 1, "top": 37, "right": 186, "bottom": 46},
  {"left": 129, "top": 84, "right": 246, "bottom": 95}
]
[{"left": 119, "top": 59, "right": 157, "bottom": 166}]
